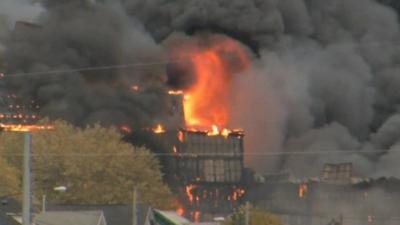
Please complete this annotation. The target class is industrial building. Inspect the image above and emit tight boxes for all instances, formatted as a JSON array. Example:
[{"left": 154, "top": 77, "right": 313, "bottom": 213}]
[
  {"left": 132, "top": 92, "right": 247, "bottom": 221},
  {"left": 146, "top": 127, "right": 245, "bottom": 221},
  {"left": 173, "top": 129, "right": 245, "bottom": 220}
]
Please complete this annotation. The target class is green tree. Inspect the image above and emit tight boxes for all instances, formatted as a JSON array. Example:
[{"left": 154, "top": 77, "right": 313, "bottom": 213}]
[
  {"left": 0, "top": 120, "right": 173, "bottom": 208},
  {"left": 224, "top": 205, "right": 283, "bottom": 225},
  {"left": 0, "top": 157, "right": 20, "bottom": 197}
]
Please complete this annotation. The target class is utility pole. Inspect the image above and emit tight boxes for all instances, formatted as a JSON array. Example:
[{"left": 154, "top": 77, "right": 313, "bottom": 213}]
[
  {"left": 244, "top": 202, "right": 250, "bottom": 225},
  {"left": 42, "top": 194, "right": 46, "bottom": 212},
  {"left": 22, "top": 133, "right": 32, "bottom": 225},
  {"left": 132, "top": 187, "right": 138, "bottom": 225}
]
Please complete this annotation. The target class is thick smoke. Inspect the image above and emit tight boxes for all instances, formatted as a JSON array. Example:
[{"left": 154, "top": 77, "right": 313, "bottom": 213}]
[
  {"left": 2, "top": 0, "right": 173, "bottom": 129},
  {"left": 0, "top": 0, "right": 43, "bottom": 57},
  {"left": 120, "top": 0, "right": 400, "bottom": 177},
  {"left": 2, "top": 0, "right": 400, "bottom": 178},
  {"left": 0, "top": 0, "right": 43, "bottom": 27}
]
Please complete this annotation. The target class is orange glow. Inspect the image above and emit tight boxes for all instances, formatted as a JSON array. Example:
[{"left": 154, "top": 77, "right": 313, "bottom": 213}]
[
  {"left": 193, "top": 211, "right": 201, "bottom": 222},
  {"left": 176, "top": 207, "right": 185, "bottom": 217},
  {"left": 298, "top": 184, "right": 308, "bottom": 199},
  {"left": 173, "top": 37, "right": 249, "bottom": 130},
  {"left": 185, "top": 185, "right": 196, "bottom": 204},
  {"left": 173, "top": 146, "right": 178, "bottom": 154},
  {"left": 221, "top": 128, "right": 229, "bottom": 138},
  {"left": 183, "top": 94, "right": 191, "bottom": 101},
  {"left": 207, "top": 125, "right": 219, "bottom": 136},
  {"left": 178, "top": 131, "right": 184, "bottom": 142},
  {"left": 152, "top": 124, "right": 165, "bottom": 134},
  {"left": 182, "top": 127, "right": 243, "bottom": 138},
  {"left": 0, "top": 124, "right": 54, "bottom": 132},
  {"left": 131, "top": 85, "right": 140, "bottom": 92},
  {"left": 230, "top": 188, "right": 245, "bottom": 201},
  {"left": 120, "top": 126, "right": 132, "bottom": 133},
  {"left": 368, "top": 215, "right": 373, "bottom": 223},
  {"left": 168, "top": 90, "right": 184, "bottom": 95}
]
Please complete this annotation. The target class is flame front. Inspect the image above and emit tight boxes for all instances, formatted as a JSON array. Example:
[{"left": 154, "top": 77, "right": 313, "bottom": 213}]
[
  {"left": 229, "top": 187, "right": 246, "bottom": 201},
  {"left": 176, "top": 207, "right": 185, "bottom": 217},
  {"left": 298, "top": 183, "right": 308, "bottom": 199},
  {"left": 152, "top": 124, "right": 165, "bottom": 134},
  {"left": 178, "top": 131, "right": 184, "bottom": 142},
  {"left": 173, "top": 38, "right": 249, "bottom": 130},
  {"left": 0, "top": 124, "right": 54, "bottom": 132},
  {"left": 185, "top": 185, "right": 196, "bottom": 204},
  {"left": 120, "top": 126, "right": 132, "bottom": 134}
]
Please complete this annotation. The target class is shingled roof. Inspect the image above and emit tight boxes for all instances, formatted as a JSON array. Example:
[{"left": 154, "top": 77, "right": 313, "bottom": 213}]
[
  {"left": 0, "top": 210, "right": 20, "bottom": 225},
  {"left": 34, "top": 211, "right": 106, "bottom": 225},
  {"left": 47, "top": 204, "right": 151, "bottom": 225}
]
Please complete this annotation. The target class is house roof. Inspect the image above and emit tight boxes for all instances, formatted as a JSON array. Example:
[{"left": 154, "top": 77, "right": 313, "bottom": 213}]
[
  {"left": 47, "top": 204, "right": 150, "bottom": 225},
  {"left": 153, "top": 210, "right": 190, "bottom": 225},
  {"left": 34, "top": 211, "right": 105, "bottom": 225},
  {"left": 0, "top": 210, "right": 20, "bottom": 225},
  {"left": 189, "top": 223, "right": 220, "bottom": 225},
  {"left": 0, "top": 197, "right": 21, "bottom": 214}
]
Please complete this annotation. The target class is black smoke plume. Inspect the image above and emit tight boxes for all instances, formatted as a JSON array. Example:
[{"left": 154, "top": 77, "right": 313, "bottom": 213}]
[
  {"left": 1, "top": 0, "right": 171, "bottom": 130},
  {"left": 2, "top": 0, "right": 400, "bottom": 178}
]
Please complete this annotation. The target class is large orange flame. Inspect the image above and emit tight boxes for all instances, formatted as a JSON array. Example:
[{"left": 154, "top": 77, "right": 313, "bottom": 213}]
[{"left": 174, "top": 37, "right": 249, "bottom": 130}]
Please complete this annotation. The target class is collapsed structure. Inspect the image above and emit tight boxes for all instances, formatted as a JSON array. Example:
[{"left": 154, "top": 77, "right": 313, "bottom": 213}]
[{"left": 246, "top": 163, "right": 400, "bottom": 225}]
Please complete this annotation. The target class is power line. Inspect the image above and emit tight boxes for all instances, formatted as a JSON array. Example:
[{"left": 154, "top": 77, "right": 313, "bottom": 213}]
[
  {"left": 0, "top": 60, "right": 178, "bottom": 78},
  {"left": 1, "top": 39, "right": 400, "bottom": 79},
  {"left": 0, "top": 150, "right": 384, "bottom": 157}
]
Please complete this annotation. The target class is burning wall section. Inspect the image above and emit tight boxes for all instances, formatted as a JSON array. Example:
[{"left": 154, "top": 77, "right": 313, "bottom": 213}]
[
  {"left": 145, "top": 126, "right": 246, "bottom": 221},
  {"left": 174, "top": 129, "right": 243, "bottom": 184},
  {"left": 0, "top": 70, "right": 44, "bottom": 131},
  {"left": 145, "top": 92, "right": 247, "bottom": 221},
  {"left": 171, "top": 129, "right": 245, "bottom": 221}
]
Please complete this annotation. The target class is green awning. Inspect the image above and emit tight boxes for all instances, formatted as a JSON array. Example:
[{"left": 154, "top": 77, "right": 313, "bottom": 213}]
[{"left": 153, "top": 210, "right": 190, "bottom": 225}]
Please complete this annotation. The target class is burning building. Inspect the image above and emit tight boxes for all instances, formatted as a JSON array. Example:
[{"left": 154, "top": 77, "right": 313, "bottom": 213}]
[
  {"left": 143, "top": 93, "right": 247, "bottom": 220},
  {"left": 173, "top": 128, "right": 245, "bottom": 220},
  {"left": 174, "top": 129, "right": 244, "bottom": 184},
  {"left": 0, "top": 21, "right": 48, "bottom": 131},
  {"left": 116, "top": 35, "right": 251, "bottom": 221},
  {"left": 125, "top": 38, "right": 251, "bottom": 221},
  {"left": 164, "top": 38, "right": 249, "bottom": 221},
  {"left": 0, "top": 79, "right": 41, "bottom": 130},
  {"left": 3, "top": 1, "right": 400, "bottom": 223},
  {"left": 1, "top": 18, "right": 247, "bottom": 221}
]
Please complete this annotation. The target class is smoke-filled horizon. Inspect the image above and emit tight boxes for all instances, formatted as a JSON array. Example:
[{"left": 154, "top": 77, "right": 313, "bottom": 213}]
[{"left": 1, "top": 0, "right": 400, "bottom": 178}]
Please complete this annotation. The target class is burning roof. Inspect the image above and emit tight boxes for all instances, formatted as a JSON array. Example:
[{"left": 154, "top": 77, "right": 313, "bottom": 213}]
[{"left": 168, "top": 36, "right": 249, "bottom": 132}]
